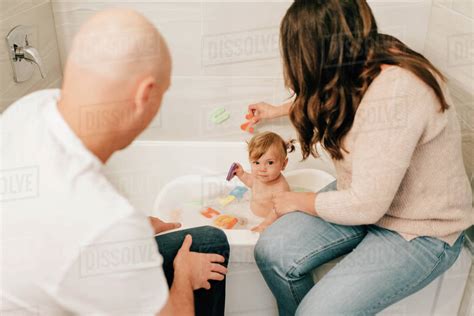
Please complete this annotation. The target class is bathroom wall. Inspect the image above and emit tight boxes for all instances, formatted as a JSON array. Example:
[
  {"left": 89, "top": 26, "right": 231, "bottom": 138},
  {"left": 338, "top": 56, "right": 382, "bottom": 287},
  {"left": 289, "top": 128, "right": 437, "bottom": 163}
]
[
  {"left": 423, "top": 2, "right": 474, "bottom": 314},
  {"left": 50, "top": 0, "right": 433, "bottom": 142},
  {"left": 423, "top": 0, "right": 474, "bottom": 199},
  {"left": 0, "top": 0, "right": 62, "bottom": 112}
]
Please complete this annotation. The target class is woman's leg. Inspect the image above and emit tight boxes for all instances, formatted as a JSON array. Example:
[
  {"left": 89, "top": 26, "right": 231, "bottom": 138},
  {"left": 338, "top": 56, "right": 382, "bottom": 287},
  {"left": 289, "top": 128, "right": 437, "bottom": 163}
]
[
  {"left": 295, "top": 226, "right": 465, "bottom": 316},
  {"left": 254, "top": 179, "right": 367, "bottom": 316}
]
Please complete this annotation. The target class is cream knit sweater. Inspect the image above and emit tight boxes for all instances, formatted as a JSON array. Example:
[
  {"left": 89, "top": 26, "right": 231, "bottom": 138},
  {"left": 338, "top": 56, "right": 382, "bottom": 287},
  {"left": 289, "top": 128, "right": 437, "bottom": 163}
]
[{"left": 315, "top": 66, "right": 473, "bottom": 246}]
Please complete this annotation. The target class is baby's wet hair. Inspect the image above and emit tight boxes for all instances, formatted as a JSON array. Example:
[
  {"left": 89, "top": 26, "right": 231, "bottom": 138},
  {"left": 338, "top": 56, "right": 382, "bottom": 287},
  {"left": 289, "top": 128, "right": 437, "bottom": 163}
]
[{"left": 247, "top": 131, "right": 296, "bottom": 161}]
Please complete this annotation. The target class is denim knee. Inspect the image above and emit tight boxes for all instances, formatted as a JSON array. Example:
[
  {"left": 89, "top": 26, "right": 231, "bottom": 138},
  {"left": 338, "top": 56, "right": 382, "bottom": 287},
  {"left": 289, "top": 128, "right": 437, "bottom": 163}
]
[
  {"left": 206, "top": 226, "right": 229, "bottom": 250},
  {"left": 254, "top": 232, "right": 289, "bottom": 276},
  {"left": 192, "top": 226, "right": 230, "bottom": 261}
]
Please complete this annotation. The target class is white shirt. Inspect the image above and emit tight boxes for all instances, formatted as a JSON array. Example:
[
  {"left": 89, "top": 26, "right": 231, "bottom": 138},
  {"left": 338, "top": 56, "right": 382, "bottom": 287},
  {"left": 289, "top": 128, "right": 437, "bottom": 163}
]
[{"left": 1, "top": 89, "right": 168, "bottom": 315}]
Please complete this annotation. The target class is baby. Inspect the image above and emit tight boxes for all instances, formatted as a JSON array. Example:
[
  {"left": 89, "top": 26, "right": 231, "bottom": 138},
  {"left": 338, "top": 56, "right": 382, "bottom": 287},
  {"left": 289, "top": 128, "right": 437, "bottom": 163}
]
[{"left": 233, "top": 131, "right": 295, "bottom": 232}]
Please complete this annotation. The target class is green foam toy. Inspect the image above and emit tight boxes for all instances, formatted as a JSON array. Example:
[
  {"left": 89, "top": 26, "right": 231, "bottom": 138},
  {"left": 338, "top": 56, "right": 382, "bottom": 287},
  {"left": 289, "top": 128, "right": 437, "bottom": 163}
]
[{"left": 210, "top": 107, "right": 230, "bottom": 124}]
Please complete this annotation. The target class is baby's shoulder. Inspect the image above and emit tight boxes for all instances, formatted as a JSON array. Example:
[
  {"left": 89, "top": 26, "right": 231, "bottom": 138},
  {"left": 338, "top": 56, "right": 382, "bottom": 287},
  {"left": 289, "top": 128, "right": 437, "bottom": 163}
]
[{"left": 275, "top": 175, "right": 291, "bottom": 191}]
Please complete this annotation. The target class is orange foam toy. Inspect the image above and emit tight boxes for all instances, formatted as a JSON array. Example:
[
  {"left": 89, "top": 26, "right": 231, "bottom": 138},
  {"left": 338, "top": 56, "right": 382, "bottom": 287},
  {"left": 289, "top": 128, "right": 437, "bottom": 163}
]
[
  {"left": 214, "top": 215, "right": 238, "bottom": 229},
  {"left": 240, "top": 111, "right": 255, "bottom": 134},
  {"left": 245, "top": 111, "right": 254, "bottom": 120},
  {"left": 200, "top": 207, "right": 221, "bottom": 219},
  {"left": 240, "top": 121, "right": 254, "bottom": 134}
]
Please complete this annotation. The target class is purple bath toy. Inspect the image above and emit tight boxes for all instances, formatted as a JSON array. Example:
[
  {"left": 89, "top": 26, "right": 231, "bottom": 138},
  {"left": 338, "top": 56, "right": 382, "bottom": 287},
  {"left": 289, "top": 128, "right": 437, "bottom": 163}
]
[{"left": 226, "top": 163, "right": 238, "bottom": 181}]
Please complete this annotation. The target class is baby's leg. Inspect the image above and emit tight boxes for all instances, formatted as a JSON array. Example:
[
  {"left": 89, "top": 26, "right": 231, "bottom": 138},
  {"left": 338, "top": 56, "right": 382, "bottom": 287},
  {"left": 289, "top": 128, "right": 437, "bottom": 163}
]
[{"left": 251, "top": 211, "right": 278, "bottom": 232}]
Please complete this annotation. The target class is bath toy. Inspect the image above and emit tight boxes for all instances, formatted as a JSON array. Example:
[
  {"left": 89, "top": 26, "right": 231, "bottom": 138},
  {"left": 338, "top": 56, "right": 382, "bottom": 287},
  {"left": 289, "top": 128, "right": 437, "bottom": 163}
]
[
  {"left": 219, "top": 185, "right": 248, "bottom": 206},
  {"left": 229, "top": 186, "right": 248, "bottom": 199},
  {"left": 292, "top": 186, "right": 310, "bottom": 192},
  {"left": 200, "top": 207, "right": 221, "bottom": 218},
  {"left": 240, "top": 121, "right": 254, "bottom": 133},
  {"left": 210, "top": 107, "right": 230, "bottom": 124},
  {"left": 214, "top": 215, "right": 239, "bottom": 229},
  {"left": 226, "top": 162, "right": 238, "bottom": 181},
  {"left": 245, "top": 111, "right": 254, "bottom": 120},
  {"left": 186, "top": 199, "right": 203, "bottom": 206},
  {"left": 240, "top": 110, "right": 255, "bottom": 133},
  {"left": 211, "top": 107, "right": 225, "bottom": 117},
  {"left": 219, "top": 195, "right": 236, "bottom": 206}
]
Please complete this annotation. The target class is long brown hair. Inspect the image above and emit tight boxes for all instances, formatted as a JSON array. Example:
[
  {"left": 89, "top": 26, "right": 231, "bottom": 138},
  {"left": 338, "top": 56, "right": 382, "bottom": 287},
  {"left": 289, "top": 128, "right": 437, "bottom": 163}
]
[{"left": 281, "top": 0, "right": 449, "bottom": 160}]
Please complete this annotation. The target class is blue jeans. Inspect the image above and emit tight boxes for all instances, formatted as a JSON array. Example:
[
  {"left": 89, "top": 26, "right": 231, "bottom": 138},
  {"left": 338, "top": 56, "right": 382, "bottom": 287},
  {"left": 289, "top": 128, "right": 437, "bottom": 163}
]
[
  {"left": 155, "top": 226, "right": 229, "bottom": 316},
  {"left": 254, "top": 181, "right": 465, "bottom": 316}
]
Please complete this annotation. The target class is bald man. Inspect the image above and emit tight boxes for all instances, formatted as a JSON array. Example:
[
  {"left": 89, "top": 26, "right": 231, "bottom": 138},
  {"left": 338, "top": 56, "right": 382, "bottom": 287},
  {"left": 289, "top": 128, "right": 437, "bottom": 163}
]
[{"left": 1, "top": 9, "right": 229, "bottom": 316}]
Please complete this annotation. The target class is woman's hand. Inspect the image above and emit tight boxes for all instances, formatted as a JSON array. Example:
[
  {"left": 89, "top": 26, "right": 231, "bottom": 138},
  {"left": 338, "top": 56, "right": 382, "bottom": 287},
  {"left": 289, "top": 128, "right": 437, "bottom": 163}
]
[
  {"left": 149, "top": 216, "right": 181, "bottom": 234},
  {"left": 272, "top": 192, "right": 317, "bottom": 217},
  {"left": 247, "top": 102, "right": 281, "bottom": 124}
]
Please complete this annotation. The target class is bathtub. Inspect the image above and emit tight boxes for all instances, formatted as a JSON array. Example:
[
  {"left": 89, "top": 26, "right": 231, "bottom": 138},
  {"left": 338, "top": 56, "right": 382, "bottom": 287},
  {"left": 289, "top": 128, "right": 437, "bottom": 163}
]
[{"left": 105, "top": 140, "right": 471, "bottom": 315}]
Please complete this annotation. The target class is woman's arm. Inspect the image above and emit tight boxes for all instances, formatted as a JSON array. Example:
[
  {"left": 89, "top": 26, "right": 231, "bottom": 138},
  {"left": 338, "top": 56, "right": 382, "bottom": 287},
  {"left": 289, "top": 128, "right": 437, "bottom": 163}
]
[
  {"left": 274, "top": 87, "right": 431, "bottom": 225},
  {"left": 248, "top": 101, "right": 292, "bottom": 123},
  {"left": 272, "top": 192, "right": 318, "bottom": 217},
  {"left": 277, "top": 101, "right": 292, "bottom": 117}
]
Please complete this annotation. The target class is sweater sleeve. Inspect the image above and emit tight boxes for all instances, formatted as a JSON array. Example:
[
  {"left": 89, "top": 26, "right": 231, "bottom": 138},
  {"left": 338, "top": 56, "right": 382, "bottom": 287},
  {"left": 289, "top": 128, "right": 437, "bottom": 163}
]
[{"left": 315, "top": 78, "right": 431, "bottom": 225}]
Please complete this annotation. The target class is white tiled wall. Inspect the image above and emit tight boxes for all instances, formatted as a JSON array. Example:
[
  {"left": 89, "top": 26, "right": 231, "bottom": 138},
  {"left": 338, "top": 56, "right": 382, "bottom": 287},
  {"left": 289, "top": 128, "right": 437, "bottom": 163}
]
[
  {"left": 424, "top": 0, "right": 474, "bottom": 197},
  {"left": 423, "top": 2, "right": 474, "bottom": 314},
  {"left": 0, "top": 0, "right": 62, "bottom": 112},
  {"left": 50, "top": 1, "right": 294, "bottom": 141},
  {"left": 50, "top": 0, "right": 434, "bottom": 142}
]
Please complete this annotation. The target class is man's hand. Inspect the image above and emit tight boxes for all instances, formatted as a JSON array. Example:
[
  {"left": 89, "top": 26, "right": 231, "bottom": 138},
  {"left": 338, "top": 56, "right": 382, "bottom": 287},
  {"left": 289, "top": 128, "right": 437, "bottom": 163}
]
[
  {"left": 173, "top": 235, "right": 228, "bottom": 290},
  {"left": 149, "top": 216, "right": 181, "bottom": 235},
  {"left": 272, "top": 192, "right": 317, "bottom": 217}
]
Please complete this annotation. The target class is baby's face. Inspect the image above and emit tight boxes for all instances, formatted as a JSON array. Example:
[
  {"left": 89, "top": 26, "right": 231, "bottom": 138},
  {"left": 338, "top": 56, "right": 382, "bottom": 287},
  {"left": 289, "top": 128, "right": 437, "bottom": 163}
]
[{"left": 250, "top": 145, "right": 287, "bottom": 183}]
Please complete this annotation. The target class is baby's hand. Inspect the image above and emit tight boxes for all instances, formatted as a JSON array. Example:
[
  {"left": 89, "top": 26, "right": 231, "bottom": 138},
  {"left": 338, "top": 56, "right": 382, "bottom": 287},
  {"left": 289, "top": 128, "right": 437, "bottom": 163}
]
[
  {"left": 251, "top": 223, "right": 268, "bottom": 233},
  {"left": 251, "top": 212, "right": 277, "bottom": 233},
  {"left": 234, "top": 163, "right": 244, "bottom": 177}
]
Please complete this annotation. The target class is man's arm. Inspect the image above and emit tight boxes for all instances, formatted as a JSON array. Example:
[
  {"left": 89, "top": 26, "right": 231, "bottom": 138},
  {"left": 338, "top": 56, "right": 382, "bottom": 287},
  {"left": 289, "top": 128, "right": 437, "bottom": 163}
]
[
  {"left": 55, "top": 213, "right": 171, "bottom": 315},
  {"left": 158, "top": 275, "right": 193, "bottom": 316}
]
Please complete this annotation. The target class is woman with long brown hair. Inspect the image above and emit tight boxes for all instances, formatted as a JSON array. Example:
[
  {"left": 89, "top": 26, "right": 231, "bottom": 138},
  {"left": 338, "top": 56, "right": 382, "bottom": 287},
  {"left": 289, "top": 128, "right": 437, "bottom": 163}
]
[{"left": 251, "top": 1, "right": 472, "bottom": 315}]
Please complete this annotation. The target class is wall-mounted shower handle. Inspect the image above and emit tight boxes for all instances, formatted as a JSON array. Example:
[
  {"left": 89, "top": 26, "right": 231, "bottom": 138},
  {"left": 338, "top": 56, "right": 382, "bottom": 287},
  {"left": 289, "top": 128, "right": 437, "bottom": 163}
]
[{"left": 14, "top": 42, "right": 45, "bottom": 79}]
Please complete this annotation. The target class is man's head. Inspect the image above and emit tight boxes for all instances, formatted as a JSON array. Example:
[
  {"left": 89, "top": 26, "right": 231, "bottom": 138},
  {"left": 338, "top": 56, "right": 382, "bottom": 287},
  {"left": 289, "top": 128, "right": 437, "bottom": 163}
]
[{"left": 59, "top": 9, "right": 171, "bottom": 162}]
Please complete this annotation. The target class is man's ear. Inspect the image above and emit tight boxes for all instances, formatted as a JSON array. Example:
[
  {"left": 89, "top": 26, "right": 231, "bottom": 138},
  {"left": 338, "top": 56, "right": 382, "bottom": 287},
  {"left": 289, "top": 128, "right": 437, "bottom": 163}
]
[
  {"left": 282, "top": 157, "right": 288, "bottom": 170},
  {"left": 134, "top": 76, "right": 157, "bottom": 113}
]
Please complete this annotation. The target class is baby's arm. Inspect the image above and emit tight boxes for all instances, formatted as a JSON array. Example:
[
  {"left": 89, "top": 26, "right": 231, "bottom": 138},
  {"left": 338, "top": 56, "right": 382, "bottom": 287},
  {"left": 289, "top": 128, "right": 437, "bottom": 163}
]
[
  {"left": 251, "top": 211, "right": 278, "bottom": 233},
  {"left": 234, "top": 163, "right": 253, "bottom": 188}
]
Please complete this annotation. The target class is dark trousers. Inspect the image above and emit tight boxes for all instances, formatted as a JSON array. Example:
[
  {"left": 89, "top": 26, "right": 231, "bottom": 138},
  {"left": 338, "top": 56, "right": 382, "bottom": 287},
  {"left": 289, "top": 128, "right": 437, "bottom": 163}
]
[{"left": 155, "top": 226, "right": 230, "bottom": 316}]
